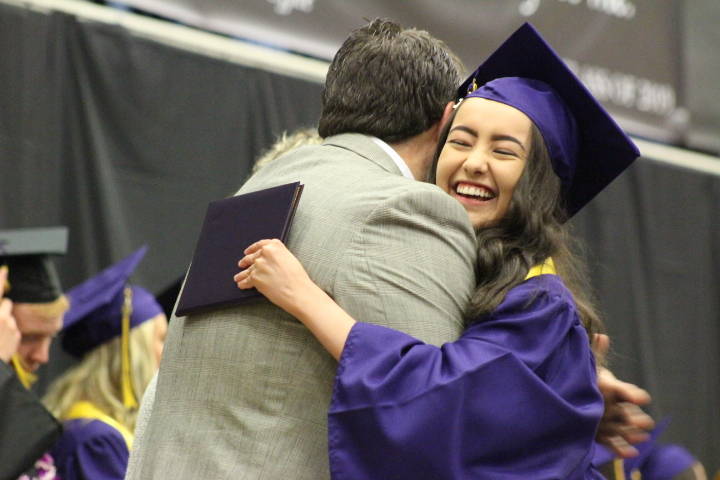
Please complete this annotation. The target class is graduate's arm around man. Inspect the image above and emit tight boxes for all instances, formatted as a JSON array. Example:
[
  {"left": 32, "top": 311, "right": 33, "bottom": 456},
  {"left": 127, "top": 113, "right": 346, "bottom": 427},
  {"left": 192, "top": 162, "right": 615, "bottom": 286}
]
[{"left": 593, "top": 333, "right": 655, "bottom": 458}]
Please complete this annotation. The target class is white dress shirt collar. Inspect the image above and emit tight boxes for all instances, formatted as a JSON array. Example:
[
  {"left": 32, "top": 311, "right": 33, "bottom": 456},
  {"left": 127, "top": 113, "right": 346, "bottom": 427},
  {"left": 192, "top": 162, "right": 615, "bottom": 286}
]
[{"left": 371, "top": 137, "right": 415, "bottom": 180}]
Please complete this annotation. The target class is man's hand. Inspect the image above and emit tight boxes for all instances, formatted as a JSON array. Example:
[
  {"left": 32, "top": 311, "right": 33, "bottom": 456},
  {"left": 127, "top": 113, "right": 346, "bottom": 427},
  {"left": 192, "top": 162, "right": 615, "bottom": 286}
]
[
  {"left": 594, "top": 334, "right": 655, "bottom": 458},
  {"left": 0, "top": 266, "right": 20, "bottom": 363}
]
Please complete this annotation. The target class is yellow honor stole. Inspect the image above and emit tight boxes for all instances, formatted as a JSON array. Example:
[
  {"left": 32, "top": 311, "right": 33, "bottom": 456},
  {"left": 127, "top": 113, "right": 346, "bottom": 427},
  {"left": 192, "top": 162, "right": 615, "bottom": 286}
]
[
  {"left": 10, "top": 354, "right": 38, "bottom": 389},
  {"left": 525, "top": 257, "right": 556, "bottom": 280}
]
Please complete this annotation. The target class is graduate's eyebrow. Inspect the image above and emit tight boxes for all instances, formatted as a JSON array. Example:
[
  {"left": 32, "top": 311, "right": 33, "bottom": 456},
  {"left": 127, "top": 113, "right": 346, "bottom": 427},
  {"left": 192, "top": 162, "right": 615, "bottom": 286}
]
[
  {"left": 493, "top": 134, "right": 526, "bottom": 152},
  {"left": 449, "top": 125, "right": 478, "bottom": 138},
  {"left": 449, "top": 125, "right": 526, "bottom": 151}
]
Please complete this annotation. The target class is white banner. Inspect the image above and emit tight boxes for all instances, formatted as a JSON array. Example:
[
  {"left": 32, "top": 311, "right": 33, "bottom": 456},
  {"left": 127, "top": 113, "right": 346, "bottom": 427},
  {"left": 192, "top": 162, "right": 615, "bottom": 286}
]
[{"left": 116, "top": 0, "right": 682, "bottom": 140}]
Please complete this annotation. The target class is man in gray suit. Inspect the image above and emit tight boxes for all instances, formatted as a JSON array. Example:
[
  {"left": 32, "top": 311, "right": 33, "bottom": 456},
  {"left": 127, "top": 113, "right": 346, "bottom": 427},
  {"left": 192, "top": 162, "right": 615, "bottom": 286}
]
[
  {"left": 130, "top": 19, "right": 477, "bottom": 479},
  {"left": 129, "top": 19, "right": 653, "bottom": 479}
]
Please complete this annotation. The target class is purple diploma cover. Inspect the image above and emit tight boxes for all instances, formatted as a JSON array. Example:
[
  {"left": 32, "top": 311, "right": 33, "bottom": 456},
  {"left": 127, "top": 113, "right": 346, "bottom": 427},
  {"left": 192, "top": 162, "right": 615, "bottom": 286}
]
[{"left": 175, "top": 181, "right": 303, "bottom": 316}]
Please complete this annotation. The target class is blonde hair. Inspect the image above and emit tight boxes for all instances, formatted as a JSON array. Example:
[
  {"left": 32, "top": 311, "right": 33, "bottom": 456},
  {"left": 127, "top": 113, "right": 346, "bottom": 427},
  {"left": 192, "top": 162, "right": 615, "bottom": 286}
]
[
  {"left": 252, "top": 128, "right": 322, "bottom": 173},
  {"left": 23, "top": 294, "right": 70, "bottom": 319},
  {"left": 43, "top": 315, "right": 160, "bottom": 431}
]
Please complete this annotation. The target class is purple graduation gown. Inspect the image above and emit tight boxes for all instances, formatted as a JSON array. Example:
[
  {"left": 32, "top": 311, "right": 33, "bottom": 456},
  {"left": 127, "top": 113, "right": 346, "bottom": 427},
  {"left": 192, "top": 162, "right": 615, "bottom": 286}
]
[
  {"left": 50, "top": 418, "right": 129, "bottom": 480},
  {"left": 329, "top": 274, "right": 604, "bottom": 480}
]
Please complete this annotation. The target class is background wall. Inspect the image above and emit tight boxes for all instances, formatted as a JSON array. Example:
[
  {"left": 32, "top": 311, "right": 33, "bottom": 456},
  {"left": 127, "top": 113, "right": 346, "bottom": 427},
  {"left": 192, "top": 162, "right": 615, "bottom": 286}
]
[
  {"left": 109, "top": 0, "right": 720, "bottom": 154},
  {"left": 572, "top": 156, "right": 720, "bottom": 472},
  {"left": 0, "top": 0, "right": 717, "bottom": 472},
  {"left": 0, "top": 0, "right": 323, "bottom": 415}
]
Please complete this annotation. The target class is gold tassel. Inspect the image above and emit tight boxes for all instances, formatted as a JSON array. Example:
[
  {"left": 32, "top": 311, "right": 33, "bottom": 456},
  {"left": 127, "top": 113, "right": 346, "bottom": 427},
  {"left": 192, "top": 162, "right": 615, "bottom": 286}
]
[
  {"left": 121, "top": 287, "right": 138, "bottom": 409},
  {"left": 613, "top": 459, "right": 626, "bottom": 480}
]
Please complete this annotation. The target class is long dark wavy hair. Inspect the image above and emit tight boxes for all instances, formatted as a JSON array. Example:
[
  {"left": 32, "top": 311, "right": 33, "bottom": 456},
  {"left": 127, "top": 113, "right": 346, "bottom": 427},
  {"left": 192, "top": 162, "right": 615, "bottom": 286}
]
[{"left": 430, "top": 107, "right": 605, "bottom": 359}]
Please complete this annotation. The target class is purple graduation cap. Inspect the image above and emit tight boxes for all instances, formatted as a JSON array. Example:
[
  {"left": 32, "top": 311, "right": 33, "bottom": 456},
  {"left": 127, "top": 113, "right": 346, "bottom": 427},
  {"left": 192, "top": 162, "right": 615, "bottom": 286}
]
[
  {"left": 622, "top": 419, "right": 698, "bottom": 479},
  {"left": 456, "top": 22, "right": 640, "bottom": 217},
  {"left": 593, "top": 419, "right": 699, "bottom": 479},
  {"left": 62, "top": 246, "right": 162, "bottom": 358},
  {"left": 637, "top": 444, "right": 699, "bottom": 479},
  {"left": 61, "top": 246, "right": 163, "bottom": 409}
]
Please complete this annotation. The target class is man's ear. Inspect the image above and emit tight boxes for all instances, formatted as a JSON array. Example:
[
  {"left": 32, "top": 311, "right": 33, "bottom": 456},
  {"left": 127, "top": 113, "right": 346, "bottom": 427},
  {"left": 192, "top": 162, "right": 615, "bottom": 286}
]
[
  {"left": 439, "top": 101, "right": 455, "bottom": 130},
  {"left": 432, "top": 101, "right": 455, "bottom": 141}
]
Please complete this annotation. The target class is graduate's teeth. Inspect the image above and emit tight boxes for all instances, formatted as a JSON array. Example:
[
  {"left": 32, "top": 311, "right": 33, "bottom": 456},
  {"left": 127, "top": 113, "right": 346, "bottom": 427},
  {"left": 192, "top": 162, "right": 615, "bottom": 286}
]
[{"left": 456, "top": 183, "right": 495, "bottom": 199}]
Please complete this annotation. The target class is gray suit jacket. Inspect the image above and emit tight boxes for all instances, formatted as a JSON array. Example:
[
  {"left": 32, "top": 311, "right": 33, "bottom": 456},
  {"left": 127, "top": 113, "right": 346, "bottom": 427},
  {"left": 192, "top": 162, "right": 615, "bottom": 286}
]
[{"left": 128, "top": 134, "right": 477, "bottom": 479}]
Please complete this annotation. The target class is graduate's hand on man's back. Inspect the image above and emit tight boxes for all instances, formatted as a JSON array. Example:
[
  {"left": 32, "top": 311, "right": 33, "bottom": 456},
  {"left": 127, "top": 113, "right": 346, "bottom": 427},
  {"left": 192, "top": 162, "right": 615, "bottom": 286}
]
[{"left": 593, "top": 334, "right": 654, "bottom": 458}]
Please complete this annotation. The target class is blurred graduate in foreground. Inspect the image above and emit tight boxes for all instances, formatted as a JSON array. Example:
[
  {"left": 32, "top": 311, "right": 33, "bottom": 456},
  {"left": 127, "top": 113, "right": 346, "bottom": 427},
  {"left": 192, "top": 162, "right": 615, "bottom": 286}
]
[{"left": 0, "top": 227, "right": 68, "bottom": 480}]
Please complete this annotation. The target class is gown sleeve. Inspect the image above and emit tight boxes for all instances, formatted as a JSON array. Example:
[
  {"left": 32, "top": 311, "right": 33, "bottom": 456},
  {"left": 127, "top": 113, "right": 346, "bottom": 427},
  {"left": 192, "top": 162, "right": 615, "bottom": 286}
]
[
  {"left": 0, "top": 361, "right": 61, "bottom": 480},
  {"left": 52, "top": 419, "right": 129, "bottom": 480},
  {"left": 328, "top": 275, "right": 604, "bottom": 480}
]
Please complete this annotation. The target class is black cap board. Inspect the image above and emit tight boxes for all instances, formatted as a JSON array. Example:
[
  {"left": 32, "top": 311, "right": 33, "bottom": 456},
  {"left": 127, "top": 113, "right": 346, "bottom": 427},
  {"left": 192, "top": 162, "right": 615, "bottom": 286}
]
[{"left": 0, "top": 226, "right": 68, "bottom": 303}]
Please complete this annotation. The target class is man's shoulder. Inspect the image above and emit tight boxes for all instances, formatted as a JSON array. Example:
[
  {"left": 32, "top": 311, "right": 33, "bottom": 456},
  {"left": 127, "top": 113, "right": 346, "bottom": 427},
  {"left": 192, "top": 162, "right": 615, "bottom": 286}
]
[
  {"left": 244, "top": 138, "right": 456, "bottom": 208},
  {"left": 240, "top": 134, "right": 473, "bottom": 249},
  {"left": 380, "top": 178, "right": 463, "bottom": 204},
  {"left": 274, "top": 133, "right": 381, "bottom": 166},
  {"left": 362, "top": 180, "right": 474, "bottom": 235}
]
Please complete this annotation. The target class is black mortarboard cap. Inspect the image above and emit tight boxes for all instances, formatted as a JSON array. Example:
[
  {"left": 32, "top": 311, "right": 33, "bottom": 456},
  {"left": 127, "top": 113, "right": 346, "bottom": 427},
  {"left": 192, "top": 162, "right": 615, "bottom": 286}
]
[{"left": 0, "top": 227, "right": 68, "bottom": 303}]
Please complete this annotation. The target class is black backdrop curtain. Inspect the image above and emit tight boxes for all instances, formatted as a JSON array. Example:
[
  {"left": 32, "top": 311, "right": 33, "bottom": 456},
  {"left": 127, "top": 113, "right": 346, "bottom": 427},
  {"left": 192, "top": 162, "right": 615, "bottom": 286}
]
[
  {"left": 0, "top": 2, "right": 717, "bottom": 472},
  {"left": 0, "top": 4, "right": 322, "bottom": 291},
  {"left": 572, "top": 160, "right": 720, "bottom": 471},
  {"left": 0, "top": 2, "right": 321, "bottom": 410}
]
